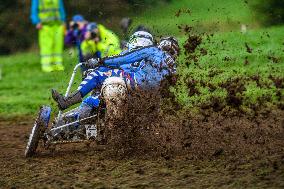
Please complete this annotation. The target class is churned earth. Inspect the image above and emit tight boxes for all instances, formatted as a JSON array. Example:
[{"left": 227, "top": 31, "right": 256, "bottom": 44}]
[{"left": 0, "top": 108, "right": 283, "bottom": 188}]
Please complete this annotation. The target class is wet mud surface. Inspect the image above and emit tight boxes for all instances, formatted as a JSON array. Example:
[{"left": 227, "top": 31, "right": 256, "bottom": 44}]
[{"left": 0, "top": 109, "right": 283, "bottom": 188}]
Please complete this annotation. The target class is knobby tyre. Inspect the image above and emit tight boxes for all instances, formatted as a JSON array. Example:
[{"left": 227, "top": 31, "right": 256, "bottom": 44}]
[{"left": 25, "top": 106, "right": 51, "bottom": 157}]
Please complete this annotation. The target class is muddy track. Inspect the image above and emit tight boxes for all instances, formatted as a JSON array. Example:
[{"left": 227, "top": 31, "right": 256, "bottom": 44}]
[{"left": 0, "top": 110, "right": 283, "bottom": 188}]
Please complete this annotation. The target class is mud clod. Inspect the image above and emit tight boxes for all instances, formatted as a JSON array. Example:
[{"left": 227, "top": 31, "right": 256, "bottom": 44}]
[
  {"left": 212, "top": 148, "right": 224, "bottom": 157},
  {"left": 220, "top": 78, "right": 245, "bottom": 108},
  {"left": 183, "top": 35, "right": 202, "bottom": 55},
  {"left": 175, "top": 8, "right": 191, "bottom": 17},
  {"left": 268, "top": 55, "right": 280, "bottom": 63},
  {"left": 245, "top": 42, "right": 253, "bottom": 53},
  {"left": 269, "top": 75, "right": 284, "bottom": 89},
  {"left": 223, "top": 56, "right": 231, "bottom": 61},
  {"left": 186, "top": 79, "right": 200, "bottom": 96},
  {"left": 244, "top": 56, "right": 249, "bottom": 65}
]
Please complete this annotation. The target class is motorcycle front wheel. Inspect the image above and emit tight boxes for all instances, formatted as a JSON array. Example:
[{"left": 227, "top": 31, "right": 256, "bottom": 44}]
[{"left": 25, "top": 106, "right": 51, "bottom": 157}]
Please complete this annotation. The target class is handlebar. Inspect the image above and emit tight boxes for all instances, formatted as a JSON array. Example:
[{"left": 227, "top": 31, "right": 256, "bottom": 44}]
[{"left": 84, "top": 59, "right": 101, "bottom": 69}]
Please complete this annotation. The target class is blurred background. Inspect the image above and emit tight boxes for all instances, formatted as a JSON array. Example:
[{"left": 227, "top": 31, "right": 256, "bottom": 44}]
[
  {"left": 0, "top": 0, "right": 170, "bottom": 55},
  {"left": 0, "top": 0, "right": 283, "bottom": 55},
  {"left": 0, "top": 0, "right": 283, "bottom": 116}
]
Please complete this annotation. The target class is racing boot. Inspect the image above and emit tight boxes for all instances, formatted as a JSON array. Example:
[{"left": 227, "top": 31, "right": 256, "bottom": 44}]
[{"left": 51, "top": 89, "right": 82, "bottom": 110}]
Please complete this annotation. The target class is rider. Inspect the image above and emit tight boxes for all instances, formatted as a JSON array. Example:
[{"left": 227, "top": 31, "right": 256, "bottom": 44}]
[
  {"left": 76, "top": 31, "right": 156, "bottom": 117},
  {"left": 51, "top": 34, "right": 179, "bottom": 117},
  {"left": 51, "top": 31, "right": 155, "bottom": 116}
]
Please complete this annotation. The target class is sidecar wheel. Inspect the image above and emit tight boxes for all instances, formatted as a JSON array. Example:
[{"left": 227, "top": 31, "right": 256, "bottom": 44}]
[{"left": 25, "top": 106, "right": 51, "bottom": 157}]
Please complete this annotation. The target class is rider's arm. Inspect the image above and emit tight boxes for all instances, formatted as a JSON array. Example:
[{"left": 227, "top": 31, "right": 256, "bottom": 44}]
[
  {"left": 102, "top": 46, "right": 158, "bottom": 68},
  {"left": 30, "top": 0, "right": 40, "bottom": 25}
]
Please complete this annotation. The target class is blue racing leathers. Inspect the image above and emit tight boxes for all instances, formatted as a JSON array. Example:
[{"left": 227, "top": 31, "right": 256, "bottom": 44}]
[
  {"left": 78, "top": 46, "right": 175, "bottom": 110},
  {"left": 103, "top": 46, "right": 175, "bottom": 90}
]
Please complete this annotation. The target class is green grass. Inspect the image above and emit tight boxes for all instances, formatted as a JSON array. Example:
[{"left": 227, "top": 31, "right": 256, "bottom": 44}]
[
  {"left": 0, "top": 0, "right": 283, "bottom": 117},
  {"left": 132, "top": 0, "right": 257, "bottom": 36},
  {"left": 0, "top": 50, "right": 80, "bottom": 117},
  {"left": 173, "top": 26, "right": 284, "bottom": 112}
]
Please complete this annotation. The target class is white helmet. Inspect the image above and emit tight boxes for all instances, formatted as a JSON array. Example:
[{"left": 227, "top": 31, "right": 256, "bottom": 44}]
[
  {"left": 158, "top": 37, "right": 180, "bottom": 60},
  {"left": 127, "top": 31, "right": 154, "bottom": 50}
]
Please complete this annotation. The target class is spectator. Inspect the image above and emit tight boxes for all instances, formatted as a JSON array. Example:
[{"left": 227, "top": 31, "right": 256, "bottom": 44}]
[
  {"left": 81, "top": 22, "right": 121, "bottom": 61},
  {"left": 65, "top": 14, "right": 88, "bottom": 62},
  {"left": 65, "top": 14, "right": 88, "bottom": 46},
  {"left": 30, "top": 0, "right": 66, "bottom": 72}
]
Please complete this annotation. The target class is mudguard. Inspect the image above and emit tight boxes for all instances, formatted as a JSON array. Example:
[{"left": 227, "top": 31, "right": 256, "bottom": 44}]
[
  {"left": 25, "top": 106, "right": 51, "bottom": 157},
  {"left": 101, "top": 77, "right": 127, "bottom": 121}
]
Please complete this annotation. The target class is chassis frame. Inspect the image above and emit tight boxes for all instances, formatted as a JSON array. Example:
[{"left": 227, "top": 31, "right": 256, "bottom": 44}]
[{"left": 25, "top": 63, "right": 108, "bottom": 157}]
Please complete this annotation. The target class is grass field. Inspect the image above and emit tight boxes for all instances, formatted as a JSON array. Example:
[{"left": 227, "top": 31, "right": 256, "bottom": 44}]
[
  {"left": 0, "top": 0, "right": 283, "bottom": 117},
  {"left": 132, "top": 0, "right": 258, "bottom": 35},
  {"left": 0, "top": 51, "right": 79, "bottom": 116},
  {"left": 174, "top": 26, "right": 284, "bottom": 113}
]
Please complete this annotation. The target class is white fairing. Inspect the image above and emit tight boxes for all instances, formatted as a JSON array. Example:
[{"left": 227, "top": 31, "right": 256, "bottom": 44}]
[
  {"left": 101, "top": 77, "right": 128, "bottom": 120},
  {"left": 101, "top": 77, "right": 127, "bottom": 99}
]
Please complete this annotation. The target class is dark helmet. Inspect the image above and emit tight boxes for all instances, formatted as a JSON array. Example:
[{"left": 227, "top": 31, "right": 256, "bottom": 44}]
[{"left": 158, "top": 37, "right": 180, "bottom": 60}]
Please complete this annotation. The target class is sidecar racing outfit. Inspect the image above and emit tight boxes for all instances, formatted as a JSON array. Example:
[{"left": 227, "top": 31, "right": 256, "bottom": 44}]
[{"left": 51, "top": 36, "right": 179, "bottom": 120}]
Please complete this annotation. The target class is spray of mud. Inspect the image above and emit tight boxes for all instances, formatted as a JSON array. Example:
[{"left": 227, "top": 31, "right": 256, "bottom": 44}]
[
  {"left": 100, "top": 22, "right": 284, "bottom": 161},
  {"left": 103, "top": 86, "right": 284, "bottom": 160},
  {"left": 104, "top": 88, "right": 184, "bottom": 159}
]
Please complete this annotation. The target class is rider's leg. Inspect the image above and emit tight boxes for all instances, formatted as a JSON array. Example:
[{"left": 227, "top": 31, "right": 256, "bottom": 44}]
[
  {"left": 77, "top": 95, "right": 101, "bottom": 119},
  {"left": 58, "top": 95, "right": 100, "bottom": 125},
  {"left": 78, "top": 69, "right": 123, "bottom": 96},
  {"left": 77, "top": 70, "right": 107, "bottom": 97},
  {"left": 51, "top": 69, "right": 109, "bottom": 110},
  {"left": 51, "top": 90, "right": 82, "bottom": 110}
]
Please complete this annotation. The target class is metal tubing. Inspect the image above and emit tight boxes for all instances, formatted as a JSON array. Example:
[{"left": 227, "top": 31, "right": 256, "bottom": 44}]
[
  {"left": 50, "top": 114, "right": 97, "bottom": 132},
  {"left": 65, "top": 63, "right": 84, "bottom": 97},
  {"left": 56, "top": 63, "right": 84, "bottom": 121},
  {"left": 50, "top": 140, "right": 88, "bottom": 145}
]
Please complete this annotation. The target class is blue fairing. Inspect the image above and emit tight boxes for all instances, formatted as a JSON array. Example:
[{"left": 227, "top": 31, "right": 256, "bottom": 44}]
[{"left": 40, "top": 106, "right": 51, "bottom": 127}]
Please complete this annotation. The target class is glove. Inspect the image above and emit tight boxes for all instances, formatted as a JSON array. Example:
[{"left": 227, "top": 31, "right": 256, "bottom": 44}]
[
  {"left": 82, "top": 69, "right": 95, "bottom": 80},
  {"left": 84, "top": 58, "right": 101, "bottom": 69}
]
